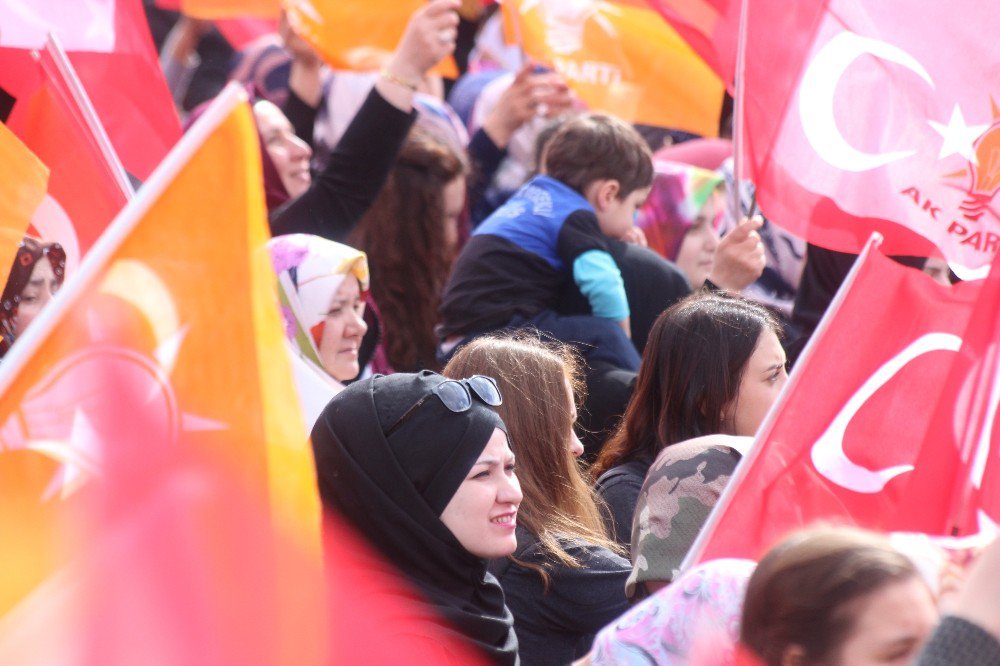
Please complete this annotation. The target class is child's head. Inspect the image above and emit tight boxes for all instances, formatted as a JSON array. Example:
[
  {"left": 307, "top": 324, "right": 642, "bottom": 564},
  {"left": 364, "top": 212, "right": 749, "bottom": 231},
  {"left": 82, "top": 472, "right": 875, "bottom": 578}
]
[{"left": 542, "top": 113, "right": 653, "bottom": 239}]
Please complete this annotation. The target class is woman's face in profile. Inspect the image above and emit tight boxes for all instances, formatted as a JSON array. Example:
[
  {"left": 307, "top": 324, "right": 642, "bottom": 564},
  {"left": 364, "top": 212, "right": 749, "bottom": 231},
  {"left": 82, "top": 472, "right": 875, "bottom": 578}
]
[
  {"left": 439, "top": 428, "right": 522, "bottom": 559},
  {"left": 14, "top": 257, "right": 60, "bottom": 336},
  {"left": 724, "top": 328, "right": 787, "bottom": 437},
  {"left": 254, "top": 100, "right": 313, "bottom": 199},
  {"left": 316, "top": 276, "right": 368, "bottom": 381}
]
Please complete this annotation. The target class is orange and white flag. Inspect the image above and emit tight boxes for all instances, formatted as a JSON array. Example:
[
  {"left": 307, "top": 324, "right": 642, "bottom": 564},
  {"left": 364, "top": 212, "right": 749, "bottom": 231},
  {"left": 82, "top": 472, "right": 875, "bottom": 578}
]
[
  {"left": 0, "top": 122, "right": 48, "bottom": 281},
  {"left": 0, "top": 83, "right": 315, "bottom": 618},
  {"left": 502, "top": 0, "right": 724, "bottom": 135}
]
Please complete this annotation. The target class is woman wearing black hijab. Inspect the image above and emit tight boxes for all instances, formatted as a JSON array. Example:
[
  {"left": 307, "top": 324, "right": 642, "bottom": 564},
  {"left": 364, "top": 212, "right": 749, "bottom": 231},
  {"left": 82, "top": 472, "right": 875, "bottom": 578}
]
[{"left": 311, "top": 371, "right": 521, "bottom": 664}]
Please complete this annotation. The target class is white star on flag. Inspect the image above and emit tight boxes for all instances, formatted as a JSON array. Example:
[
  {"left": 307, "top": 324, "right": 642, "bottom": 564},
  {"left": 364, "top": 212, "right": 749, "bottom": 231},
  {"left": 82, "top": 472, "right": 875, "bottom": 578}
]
[{"left": 928, "top": 105, "right": 989, "bottom": 163}]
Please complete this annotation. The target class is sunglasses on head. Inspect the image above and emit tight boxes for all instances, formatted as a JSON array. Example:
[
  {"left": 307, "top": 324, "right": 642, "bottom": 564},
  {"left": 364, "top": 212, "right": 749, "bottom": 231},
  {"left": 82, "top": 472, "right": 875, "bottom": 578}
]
[{"left": 384, "top": 375, "right": 503, "bottom": 438}]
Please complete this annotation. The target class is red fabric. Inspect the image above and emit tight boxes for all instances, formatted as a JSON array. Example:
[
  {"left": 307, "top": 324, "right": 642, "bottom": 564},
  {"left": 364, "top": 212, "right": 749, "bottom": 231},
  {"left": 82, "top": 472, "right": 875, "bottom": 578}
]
[
  {"left": 0, "top": 0, "right": 180, "bottom": 180},
  {"left": 742, "top": 0, "right": 1000, "bottom": 273},
  {"left": 898, "top": 250, "right": 1000, "bottom": 535},
  {"left": 691, "top": 248, "right": 983, "bottom": 564},
  {"left": 4, "top": 48, "right": 128, "bottom": 270}
]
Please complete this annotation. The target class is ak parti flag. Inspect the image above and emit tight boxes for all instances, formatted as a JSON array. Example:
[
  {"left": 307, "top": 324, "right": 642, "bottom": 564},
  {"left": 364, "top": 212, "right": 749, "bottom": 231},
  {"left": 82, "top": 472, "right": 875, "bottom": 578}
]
[
  {"left": 5, "top": 40, "right": 131, "bottom": 275},
  {"left": 284, "top": 0, "right": 459, "bottom": 77},
  {"left": 0, "top": 84, "right": 316, "bottom": 618},
  {"left": 644, "top": 0, "right": 739, "bottom": 88},
  {"left": 0, "top": 123, "right": 48, "bottom": 280},
  {"left": 501, "top": 0, "right": 723, "bottom": 135},
  {"left": 685, "top": 237, "right": 985, "bottom": 565},
  {"left": 0, "top": 0, "right": 181, "bottom": 180},
  {"left": 742, "top": 0, "right": 1000, "bottom": 278}
]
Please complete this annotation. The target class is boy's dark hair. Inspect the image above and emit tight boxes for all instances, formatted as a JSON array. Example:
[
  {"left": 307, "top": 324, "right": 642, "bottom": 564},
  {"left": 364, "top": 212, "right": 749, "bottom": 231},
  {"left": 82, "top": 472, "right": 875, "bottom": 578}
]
[{"left": 542, "top": 112, "right": 653, "bottom": 199}]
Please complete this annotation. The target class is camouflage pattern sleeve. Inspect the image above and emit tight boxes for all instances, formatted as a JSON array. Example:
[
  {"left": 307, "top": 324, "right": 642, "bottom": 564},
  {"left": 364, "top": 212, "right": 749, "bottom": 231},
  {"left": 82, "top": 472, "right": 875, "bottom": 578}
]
[{"left": 625, "top": 440, "right": 741, "bottom": 599}]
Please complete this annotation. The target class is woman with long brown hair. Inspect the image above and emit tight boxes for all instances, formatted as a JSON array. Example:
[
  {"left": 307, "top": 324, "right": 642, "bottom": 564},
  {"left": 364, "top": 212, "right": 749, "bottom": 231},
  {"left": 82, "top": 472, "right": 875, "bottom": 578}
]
[
  {"left": 444, "top": 334, "right": 629, "bottom": 666},
  {"left": 590, "top": 293, "right": 786, "bottom": 548},
  {"left": 350, "top": 128, "right": 466, "bottom": 372}
]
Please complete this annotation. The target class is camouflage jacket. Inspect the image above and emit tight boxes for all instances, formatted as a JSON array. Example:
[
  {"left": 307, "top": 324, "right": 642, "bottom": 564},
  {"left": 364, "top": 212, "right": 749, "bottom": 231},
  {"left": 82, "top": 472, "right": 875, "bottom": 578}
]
[{"left": 626, "top": 438, "right": 742, "bottom": 598}]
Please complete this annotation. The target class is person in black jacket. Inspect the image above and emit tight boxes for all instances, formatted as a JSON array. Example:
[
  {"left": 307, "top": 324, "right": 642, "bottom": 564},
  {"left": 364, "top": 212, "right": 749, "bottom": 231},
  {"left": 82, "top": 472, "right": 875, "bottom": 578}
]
[{"left": 265, "top": 0, "right": 461, "bottom": 242}]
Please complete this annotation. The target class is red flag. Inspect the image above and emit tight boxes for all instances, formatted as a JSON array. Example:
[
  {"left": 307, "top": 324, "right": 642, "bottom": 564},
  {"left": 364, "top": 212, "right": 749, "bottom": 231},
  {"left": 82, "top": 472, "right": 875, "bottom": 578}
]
[
  {"left": 742, "top": 0, "right": 1000, "bottom": 278},
  {"left": 644, "top": 0, "right": 739, "bottom": 88},
  {"left": 0, "top": 0, "right": 181, "bottom": 180},
  {"left": 898, "top": 250, "right": 1000, "bottom": 536},
  {"left": 4, "top": 42, "right": 130, "bottom": 274},
  {"left": 686, "top": 237, "right": 985, "bottom": 564}
]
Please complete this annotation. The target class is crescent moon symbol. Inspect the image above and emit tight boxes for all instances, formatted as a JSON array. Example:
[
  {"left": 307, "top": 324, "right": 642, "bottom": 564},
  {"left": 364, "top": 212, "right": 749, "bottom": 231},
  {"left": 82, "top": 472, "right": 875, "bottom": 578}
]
[
  {"left": 798, "top": 31, "right": 934, "bottom": 172},
  {"left": 811, "top": 332, "right": 961, "bottom": 494}
]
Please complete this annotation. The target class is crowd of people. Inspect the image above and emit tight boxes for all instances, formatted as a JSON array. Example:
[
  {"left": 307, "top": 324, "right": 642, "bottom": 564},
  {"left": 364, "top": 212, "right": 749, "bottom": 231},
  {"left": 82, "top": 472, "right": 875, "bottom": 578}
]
[{"left": 4, "top": 1, "right": 998, "bottom": 664}]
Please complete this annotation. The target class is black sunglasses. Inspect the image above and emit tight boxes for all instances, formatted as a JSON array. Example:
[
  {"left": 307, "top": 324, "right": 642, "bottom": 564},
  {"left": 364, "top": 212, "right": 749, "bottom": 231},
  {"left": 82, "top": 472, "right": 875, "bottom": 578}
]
[{"left": 384, "top": 375, "right": 503, "bottom": 437}]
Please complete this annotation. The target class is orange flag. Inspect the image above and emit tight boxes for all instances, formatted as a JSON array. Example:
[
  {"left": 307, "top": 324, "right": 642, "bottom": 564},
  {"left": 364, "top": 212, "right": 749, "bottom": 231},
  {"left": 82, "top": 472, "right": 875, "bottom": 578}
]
[
  {"left": 0, "top": 122, "right": 48, "bottom": 282},
  {"left": 174, "top": 0, "right": 280, "bottom": 19},
  {"left": 284, "top": 0, "right": 459, "bottom": 77},
  {"left": 502, "top": 0, "right": 724, "bottom": 135},
  {"left": 0, "top": 83, "right": 316, "bottom": 618}
]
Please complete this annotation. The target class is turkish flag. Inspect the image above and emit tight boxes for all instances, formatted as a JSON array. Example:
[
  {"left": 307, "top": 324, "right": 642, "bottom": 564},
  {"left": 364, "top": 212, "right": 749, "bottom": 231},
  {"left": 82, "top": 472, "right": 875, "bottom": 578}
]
[
  {"left": 0, "top": 124, "right": 48, "bottom": 283},
  {"left": 743, "top": 0, "right": 1000, "bottom": 277},
  {"left": 897, "top": 248, "right": 1000, "bottom": 536},
  {"left": 501, "top": 0, "right": 724, "bottom": 135},
  {"left": 0, "top": 85, "right": 314, "bottom": 616},
  {"left": 643, "top": 0, "right": 739, "bottom": 89},
  {"left": 4, "top": 43, "right": 131, "bottom": 275},
  {"left": 686, "top": 238, "right": 984, "bottom": 564},
  {"left": 0, "top": 0, "right": 181, "bottom": 180}
]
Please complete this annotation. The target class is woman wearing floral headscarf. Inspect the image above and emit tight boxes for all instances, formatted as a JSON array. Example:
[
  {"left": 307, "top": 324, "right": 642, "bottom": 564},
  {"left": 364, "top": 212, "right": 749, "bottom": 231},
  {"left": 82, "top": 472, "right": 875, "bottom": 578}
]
[
  {"left": 636, "top": 160, "right": 766, "bottom": 293},
  {"left": 267, "top": 233, "right": 370, "bottom": 428},
  {"left": 583, "top": 558, "right": 755, "bottom": 665},
  {"left": 635, "top": 160, "right": 726, "bottom": 289}
]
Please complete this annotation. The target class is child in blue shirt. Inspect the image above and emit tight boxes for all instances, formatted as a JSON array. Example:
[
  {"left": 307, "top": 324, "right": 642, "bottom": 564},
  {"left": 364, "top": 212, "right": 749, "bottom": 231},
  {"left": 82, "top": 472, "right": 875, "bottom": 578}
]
[{"left": 438, "top": 113, "right": 653, "bottom": 370}]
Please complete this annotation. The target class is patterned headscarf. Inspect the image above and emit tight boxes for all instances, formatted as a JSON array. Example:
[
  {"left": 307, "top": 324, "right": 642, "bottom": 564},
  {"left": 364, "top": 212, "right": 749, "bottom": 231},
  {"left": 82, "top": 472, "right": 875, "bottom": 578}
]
[
  {"left": 267, "top": 234, "right": 369, "bottom": 373},
  {"left": 0, "top": 237, "right": 66, "bottom": 357},
  {"left": 635, "top": 160, "right": 725, "bottom": 261},
  {"left": 589, "top": 558, "right": 756, "bottom": 666}
]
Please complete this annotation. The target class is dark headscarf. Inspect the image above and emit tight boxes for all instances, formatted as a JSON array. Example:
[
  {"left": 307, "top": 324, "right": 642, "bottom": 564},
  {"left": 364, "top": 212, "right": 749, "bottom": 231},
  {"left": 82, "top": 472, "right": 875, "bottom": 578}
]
[
  {"left": 311, "top": 371, "right": 518, "bottom": 664},
  {"left": 0, "top": 237, "right": 66, "bottom": 357},
  {"left": 183, "top": 88, "right": 291, "bottom": 212}
]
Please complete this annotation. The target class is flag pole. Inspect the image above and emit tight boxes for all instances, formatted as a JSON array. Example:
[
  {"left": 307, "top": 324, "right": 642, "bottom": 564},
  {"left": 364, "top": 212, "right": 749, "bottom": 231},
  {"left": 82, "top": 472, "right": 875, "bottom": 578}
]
[
  {"left": 681, "top": 232, "right": 884, "bottom": 570},
  {"left": 729, "top": 0, "right": 750, "bottom": 224},
  {"left": 0, "top": 83, "right": 247, "bottom": 400},
  {"left": 43, "top": 33, "right": 135, "bottom": 199}
]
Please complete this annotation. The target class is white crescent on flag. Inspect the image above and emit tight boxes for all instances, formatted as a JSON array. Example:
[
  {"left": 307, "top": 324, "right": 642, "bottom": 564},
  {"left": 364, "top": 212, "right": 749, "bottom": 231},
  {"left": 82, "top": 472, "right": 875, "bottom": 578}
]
[
  {"left": 798, "top": 31, "right": 934, "bottom": 172},
  {"left": 811, "top": 332, "right": 962, "bottom": 493}
]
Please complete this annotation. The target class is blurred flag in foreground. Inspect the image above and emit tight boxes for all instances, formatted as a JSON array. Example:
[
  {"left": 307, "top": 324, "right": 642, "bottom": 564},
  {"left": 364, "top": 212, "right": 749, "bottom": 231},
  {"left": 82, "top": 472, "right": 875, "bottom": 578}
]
[
  {"left": 686, "top": 236, "right": 989, "bottom": 565},
  {"left": 0, "top": 0, "right": 181, "bottom": 179},
  {"left": 4, "top": 38, "right": 132, "bottom": 275},
  {"left": 501, "top": 0, "right": 723, "bottom": 135},
  {"left": 0, "top": 83, "right": 314, "bottom": 617}
]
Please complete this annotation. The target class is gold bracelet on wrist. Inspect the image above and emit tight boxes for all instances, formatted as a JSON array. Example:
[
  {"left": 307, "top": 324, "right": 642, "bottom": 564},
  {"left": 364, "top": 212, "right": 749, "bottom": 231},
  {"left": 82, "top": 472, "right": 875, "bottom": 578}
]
[{"left": 379, "top": 68, "right": 419, "bottom": 92}]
